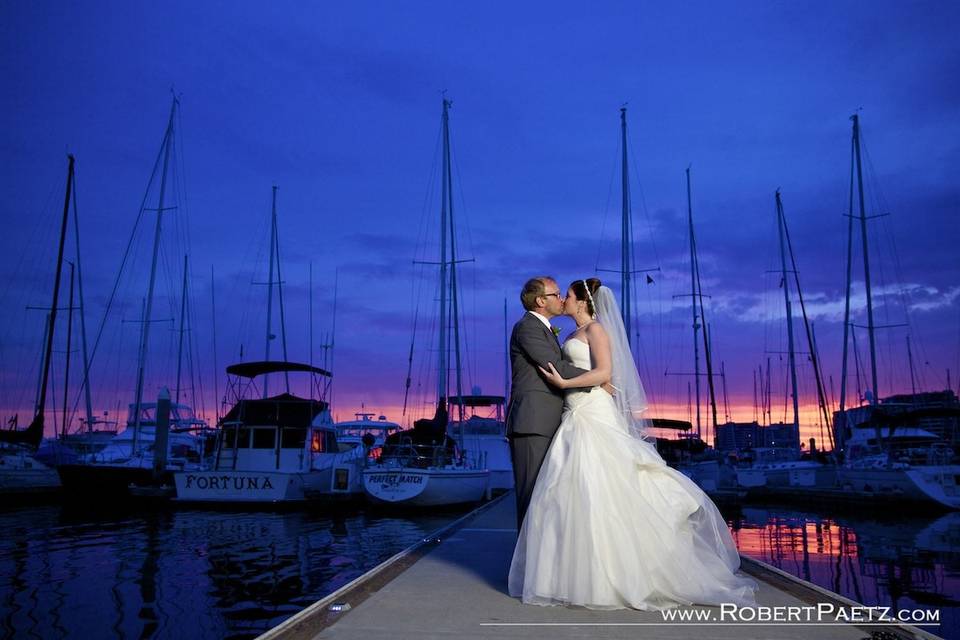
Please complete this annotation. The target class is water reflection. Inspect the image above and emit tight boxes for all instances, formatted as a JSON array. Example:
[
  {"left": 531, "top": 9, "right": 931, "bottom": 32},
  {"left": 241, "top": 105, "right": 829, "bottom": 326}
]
[
  {"left": 0, "top": 504, "right": 469, "bottom": 639},
  {"left": 729, "top": 506, "right": 960, "bottom": 640}
]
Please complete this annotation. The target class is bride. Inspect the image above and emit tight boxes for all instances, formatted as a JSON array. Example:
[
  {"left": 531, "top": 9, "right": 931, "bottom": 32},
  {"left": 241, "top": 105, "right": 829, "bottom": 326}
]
[{"left": 507, "top": 278, "right": 758, "bottom": 610}]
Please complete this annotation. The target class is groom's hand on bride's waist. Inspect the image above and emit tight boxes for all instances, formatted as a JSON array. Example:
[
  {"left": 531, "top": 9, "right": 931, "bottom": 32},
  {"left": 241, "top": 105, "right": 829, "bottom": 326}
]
[{"left": 601, "top": 382, "right": 615, "bottom": 396}]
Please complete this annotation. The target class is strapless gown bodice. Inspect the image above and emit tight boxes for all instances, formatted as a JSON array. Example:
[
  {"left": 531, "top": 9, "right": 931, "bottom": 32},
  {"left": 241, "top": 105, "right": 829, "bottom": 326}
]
[
  {"left": 561, "top": 338, "right": 608, "bottom": 410},
  {"left": 562, "top": 337, "right": 592, "bottom": 369}
]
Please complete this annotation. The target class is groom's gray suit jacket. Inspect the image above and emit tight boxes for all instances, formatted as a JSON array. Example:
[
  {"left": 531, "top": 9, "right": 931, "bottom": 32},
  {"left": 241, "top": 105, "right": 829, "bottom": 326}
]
[{"left": 506, "top": 312, "right": 588, "bottom": 438}]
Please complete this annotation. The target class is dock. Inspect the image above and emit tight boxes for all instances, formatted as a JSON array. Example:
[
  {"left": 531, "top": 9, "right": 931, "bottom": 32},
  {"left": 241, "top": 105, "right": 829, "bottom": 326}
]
[{"left": 257, "top": 492, "right": 943, "bottom": 640}]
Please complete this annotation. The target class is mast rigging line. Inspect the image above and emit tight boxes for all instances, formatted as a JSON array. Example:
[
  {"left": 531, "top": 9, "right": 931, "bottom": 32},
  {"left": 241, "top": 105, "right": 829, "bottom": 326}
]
[
  {"left": 82, "top": 96, "right": 204, "bottom": 427},
  {"left": 448, "top": 114, "right": 478, "bottom": 398},
  {"left": 84, "top": 109, "right": 169, "bottom": 378},
  {"left": 403, "top": 121, "right": 443, "bottom": 418}
]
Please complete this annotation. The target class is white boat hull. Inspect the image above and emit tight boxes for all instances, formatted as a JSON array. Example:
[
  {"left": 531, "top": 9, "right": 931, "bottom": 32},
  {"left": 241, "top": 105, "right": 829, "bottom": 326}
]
[
  {"left": 840, "top": 465, "right": 960, "bottom": 509},
  {"left": 457, "top": 434, "right": 513, "bottom": 490},
  {"left": 0, "top": 449, "right": 60, "bottom": 494},
  {"left": 174, "top": 462, "right": 363, "bottom": 503},
  {"left": 362, "top": 467, "right": 489, "bottom": 506},
  {"left": 736, "top": 463, "right": 839, "bottom": 491}
]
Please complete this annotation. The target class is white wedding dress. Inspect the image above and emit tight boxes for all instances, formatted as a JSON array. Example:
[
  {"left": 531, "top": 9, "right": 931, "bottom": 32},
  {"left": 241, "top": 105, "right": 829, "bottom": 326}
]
[{"left": 508, "top": 338, "right": 758, "bottom": 610}]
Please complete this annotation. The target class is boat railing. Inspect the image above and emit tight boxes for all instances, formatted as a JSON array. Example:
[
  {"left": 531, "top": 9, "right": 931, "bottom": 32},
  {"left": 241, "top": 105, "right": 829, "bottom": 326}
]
[{"left": 377, "top": 442, "right": 458, "bottom": 469}]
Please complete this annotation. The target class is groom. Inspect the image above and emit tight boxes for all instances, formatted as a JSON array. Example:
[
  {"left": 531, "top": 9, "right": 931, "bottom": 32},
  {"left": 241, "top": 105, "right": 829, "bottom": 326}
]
[{"left": 506, "top": 276, "right": 588, "bottom": 532}]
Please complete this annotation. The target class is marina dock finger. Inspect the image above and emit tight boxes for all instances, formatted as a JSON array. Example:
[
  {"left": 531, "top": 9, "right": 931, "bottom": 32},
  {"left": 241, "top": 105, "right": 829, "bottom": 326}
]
[{"left": 256, "top": 492, "right": 944, "bottom": 640}]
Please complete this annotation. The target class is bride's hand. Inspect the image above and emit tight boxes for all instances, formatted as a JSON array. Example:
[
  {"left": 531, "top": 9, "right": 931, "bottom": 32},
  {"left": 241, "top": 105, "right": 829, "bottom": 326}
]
[{"left": 537, "top": 362, "right": 567, "bottom": 389}]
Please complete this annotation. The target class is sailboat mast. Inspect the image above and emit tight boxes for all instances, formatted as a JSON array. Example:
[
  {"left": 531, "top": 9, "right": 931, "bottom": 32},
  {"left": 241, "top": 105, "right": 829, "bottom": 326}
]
[
  {"left": 309, "top": 262, "right": 313, "bottom": 369},
  {"left": 686, "top": 167, "right": 702, "bottom": 438},
  {"left": 71, "top": 183, "right": 95, "bottom": 430},
  {"left": 721, "top": 360, "right": 730, "bottom": 423},
  {"left": 132, "top": 97, "right": 177, "bottom": 456},
  {"left": 776, "top": 190, "right": 801, "bottom": 435},
  {"left": 907, "top": 336, "right": 918, "bottom": 396},
  {"left": 34, "top": 316, "right": 50, "bottom": 413},
  {"left": 34, "top": 154, "right": 74, "bottom": 436},
  {"left": 781, "top": 201, "right": 836, "bottom": 449},
  {"left": 175, "top": 254, "right": 188, "bottom": 404},
  {"left": 620, "top": 107, "right": 632, "bottom": 342},
  {"left": 504, "top": 297, "right": 509, "bottom": 403},
  {"left": 274, "top": 204, "right": 291, "bottom": 393},
  {"left": 210, "top": 265, "right": 220, "bottom": 422},
  {"left": 837, "top": 130, "right": 856, "bottom": 448},
  {"left": 264, "top": 185, "right": 278, "bottom": 398},
  {"left": 448, "top": 122, "right": 465, "bottom": 423},
  {"left": 438, "top": 99, "right": 450, "bottom": 401},
  {"left": 329, "top": 269, "right": 339, "bottom": 407},
  {"left": 852, "top": 114, "right": 879, "bottom": 403},
  {"left": 62, "top": 261, "right": 76, "bottom": 438}
]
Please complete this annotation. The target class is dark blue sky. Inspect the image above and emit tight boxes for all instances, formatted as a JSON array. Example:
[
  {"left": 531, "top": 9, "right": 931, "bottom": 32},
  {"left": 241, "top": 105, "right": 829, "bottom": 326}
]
[{"left": 2, "top": 1, "right": 958, "bottom": 439}]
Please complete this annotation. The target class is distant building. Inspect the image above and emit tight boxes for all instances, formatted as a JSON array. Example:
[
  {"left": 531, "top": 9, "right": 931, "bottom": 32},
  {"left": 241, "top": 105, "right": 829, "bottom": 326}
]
[
  {"left": 715, "top": 421, "right": 758, "bottom": 452},
  {"left": 715, "top": 420, "right": 800, "bottom": 453},
  {"left": 760, "top": 421, "right": 801, "bottom": 451}
]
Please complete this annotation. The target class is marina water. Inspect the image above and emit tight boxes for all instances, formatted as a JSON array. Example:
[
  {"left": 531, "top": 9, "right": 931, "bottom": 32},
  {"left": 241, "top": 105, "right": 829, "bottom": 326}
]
[
  {"left": 0, "top": 502, "right": 473, "bottom": 639},
  {"left": 1, "top": 500, "right": 957, "bottom": 639},
  {"left": 730, "top": 504, "right": 959, "bottom": 640}
]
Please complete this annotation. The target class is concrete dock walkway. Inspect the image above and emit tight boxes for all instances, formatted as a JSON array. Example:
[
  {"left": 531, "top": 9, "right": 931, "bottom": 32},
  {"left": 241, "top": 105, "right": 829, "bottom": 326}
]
[{"left": 259, "top": 493, "right": 943, "bottom": 640}]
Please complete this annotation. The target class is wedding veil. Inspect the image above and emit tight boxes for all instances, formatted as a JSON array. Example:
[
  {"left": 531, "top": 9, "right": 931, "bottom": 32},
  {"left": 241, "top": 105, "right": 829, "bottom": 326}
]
[{"left": 592, "top": 285, "right": 653, "bottom": 441}]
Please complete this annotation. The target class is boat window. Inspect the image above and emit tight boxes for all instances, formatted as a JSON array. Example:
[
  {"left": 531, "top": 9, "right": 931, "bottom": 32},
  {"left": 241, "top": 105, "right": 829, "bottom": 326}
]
[
  {"left": 238, "top": 428, "right": 252, "bottom": 448},
  {"left": 310, "top": 430, "right": 339, "bottom": 453},
  {"left": 252, "top": 428, "right": 276, "bottom": 449},
  {"left": 223, "top": 428, "right": 237, "bottom": 449},
  {"left": 281, "top": 428, "right": 307, "bottom": 448}
]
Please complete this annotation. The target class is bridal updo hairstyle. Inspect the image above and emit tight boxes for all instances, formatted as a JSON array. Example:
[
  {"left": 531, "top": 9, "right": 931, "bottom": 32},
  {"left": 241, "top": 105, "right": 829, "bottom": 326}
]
[{"left": 570, "top": 277, "right": 602, "bottom": 317}]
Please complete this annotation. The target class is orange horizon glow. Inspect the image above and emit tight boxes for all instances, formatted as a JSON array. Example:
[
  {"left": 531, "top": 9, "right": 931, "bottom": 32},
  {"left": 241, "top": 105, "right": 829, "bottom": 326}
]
[
  {"left": 1, "top": 393, "right": 864, "bottom": 450},
  {"left": 331, "top": 394, "right": 843, "bottom": 448}
]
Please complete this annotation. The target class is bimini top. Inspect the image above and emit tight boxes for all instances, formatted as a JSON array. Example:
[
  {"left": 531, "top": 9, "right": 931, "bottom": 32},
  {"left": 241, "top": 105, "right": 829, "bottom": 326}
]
[
  {"left": 448, "top": 394, "right": 505, "bottom": 407},
  {"left": 226, "top": 361, "right": 332, "bottom": 379},
  {"left": 221, "top": 393, "right": 328, "bottom": 428}
]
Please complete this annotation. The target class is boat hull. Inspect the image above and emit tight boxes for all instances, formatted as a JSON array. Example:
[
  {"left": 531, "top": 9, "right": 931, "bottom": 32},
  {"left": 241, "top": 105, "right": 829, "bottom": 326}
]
[
  {"left": 0, "top": 450, "right": 61, "bottom": 495},
  {"left": 173, "top": 463, "right": 363, "bottom": 504},
  {"left": 362, "top": 467, "right": 489, "bottom": 506},
  {"left": 840, "top": 465, "right": 960, "bottom": 509},
  {"left": 56, "top": 463, "right": 173, "bottom": 495},
  {"left": 736, "top": 464, "right": 840, "bottom": 493},
  {"left": 456, "top": 434, "right": 513, "bottom": 491}
]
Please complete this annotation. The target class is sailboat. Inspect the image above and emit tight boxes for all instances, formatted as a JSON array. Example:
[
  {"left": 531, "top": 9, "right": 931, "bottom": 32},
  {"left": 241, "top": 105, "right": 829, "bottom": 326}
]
[
  {"left": 832, "top": 114, "right": 960, "bottom": 510},
  {"left": 362, "top": 99, "right": 490, "bottom": 506},
  {"left": 732, "top": 190, "right": 840, "bottom": 497},
  {"left": 597, "top": 110, "right": 728, "bottom": 492},
  {"left": 174, "top": 187, "right": 366, "bottom": 504},
  {"left": 0, "top": 155, "right": 77, "bottom": 495},
  {"left": 32, "top": 159, "right": 120, "bottom": 468},
  {"left": 56, "top": 96, "right": 212, "bottom": 495}
]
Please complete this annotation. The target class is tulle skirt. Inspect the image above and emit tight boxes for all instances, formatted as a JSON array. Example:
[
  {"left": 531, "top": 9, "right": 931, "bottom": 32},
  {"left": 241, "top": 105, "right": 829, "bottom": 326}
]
[{"left": 508, "top": 387, "right": 758, "bottom": 610}]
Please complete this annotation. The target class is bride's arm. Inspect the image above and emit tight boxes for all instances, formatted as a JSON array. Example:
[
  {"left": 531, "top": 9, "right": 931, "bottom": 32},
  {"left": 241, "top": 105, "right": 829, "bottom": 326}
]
[
  {"left": 515, "top": 319, "right": 589, "bottom": 380},
  {"left": 539, "top": 323, "right": 612, "bottom": 390}
]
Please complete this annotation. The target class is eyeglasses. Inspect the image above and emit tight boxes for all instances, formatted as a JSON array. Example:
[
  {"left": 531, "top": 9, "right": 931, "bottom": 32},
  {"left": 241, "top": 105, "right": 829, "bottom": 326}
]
[{"left": 541, "top": 292, "right": 562, "bottom": 299}]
